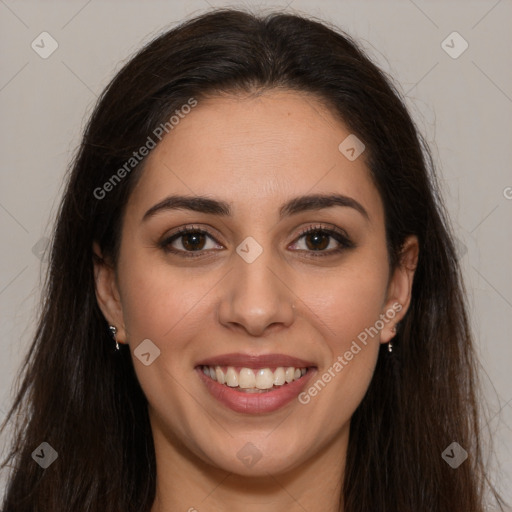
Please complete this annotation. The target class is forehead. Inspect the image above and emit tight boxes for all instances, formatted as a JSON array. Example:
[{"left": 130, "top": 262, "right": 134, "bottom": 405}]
[{"left": 127, "top": 90, "right": 384, "bottom": 225}]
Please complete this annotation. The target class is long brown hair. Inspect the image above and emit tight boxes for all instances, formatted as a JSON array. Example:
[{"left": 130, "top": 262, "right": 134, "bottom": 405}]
[{"left": 1, "top": 8, "right": 507, "bottom": 511}]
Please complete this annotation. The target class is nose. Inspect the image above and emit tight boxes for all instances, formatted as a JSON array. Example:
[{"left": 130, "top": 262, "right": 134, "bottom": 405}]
[{"left": 217, "top": 244, "right": 296, "bottom": 337}]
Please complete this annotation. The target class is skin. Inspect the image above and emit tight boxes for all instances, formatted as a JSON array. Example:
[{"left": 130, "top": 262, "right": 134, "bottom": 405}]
[{"left": 93, "top": 89, "right": 418, "bottom": 511}]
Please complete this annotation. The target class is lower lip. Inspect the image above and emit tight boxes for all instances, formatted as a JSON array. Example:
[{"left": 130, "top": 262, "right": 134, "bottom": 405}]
[{"left": 196, "top": 367, "right": 316, "bottom": 414}]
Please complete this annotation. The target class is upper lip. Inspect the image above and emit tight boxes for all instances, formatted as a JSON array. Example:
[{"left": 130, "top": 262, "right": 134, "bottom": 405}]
[{"left": 195, "top": 353, "right": 316, "bottom": 369}]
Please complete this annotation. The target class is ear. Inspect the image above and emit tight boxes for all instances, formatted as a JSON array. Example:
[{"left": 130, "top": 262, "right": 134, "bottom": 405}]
[
  {"left": 92, "top": 241, "right": 127, "bottom": 344},
  {"left": 380, "top": 235, "right": 419, "bottom": 344}
]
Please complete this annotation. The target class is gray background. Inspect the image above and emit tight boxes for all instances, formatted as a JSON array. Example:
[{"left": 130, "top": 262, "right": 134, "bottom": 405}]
[{"left": 1, "top": 0, "right": 511, "bottom": 505}]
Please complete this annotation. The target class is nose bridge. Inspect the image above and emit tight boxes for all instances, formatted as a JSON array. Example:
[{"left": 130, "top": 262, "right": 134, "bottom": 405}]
[{"left": 218, "top": 235, "right": 295, "bottom": 334}]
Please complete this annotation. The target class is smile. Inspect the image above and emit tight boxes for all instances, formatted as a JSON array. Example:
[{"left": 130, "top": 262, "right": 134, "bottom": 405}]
[
  {"left": 195, "top": 353, "right": 317, "bottom": 414},
  {"left": 200, "top": 365, "right": 308, "bottom": 392}
]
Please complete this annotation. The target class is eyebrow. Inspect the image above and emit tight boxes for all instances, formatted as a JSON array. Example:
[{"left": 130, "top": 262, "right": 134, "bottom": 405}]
[{"left": 142, "top": 193, "right": 370, "bottom": 223}]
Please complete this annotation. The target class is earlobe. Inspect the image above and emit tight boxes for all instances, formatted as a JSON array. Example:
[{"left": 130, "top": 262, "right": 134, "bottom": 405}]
[
  {"left": 380, "top": 235, "right": 419, "bottom": 344},
  {"left": 92, "top": 242, "right": 127, "bottom": 343}
]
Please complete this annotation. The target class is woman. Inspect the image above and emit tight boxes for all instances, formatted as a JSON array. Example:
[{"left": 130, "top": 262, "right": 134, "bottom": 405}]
[{"left": 0, "top": 8, "right": 507, "bottom": 512}]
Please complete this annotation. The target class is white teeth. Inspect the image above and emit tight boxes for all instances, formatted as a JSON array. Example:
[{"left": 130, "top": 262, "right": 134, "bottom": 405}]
[
  {"left": 225, "top": 367, "right": 238, "bottom": 387},
  {"left": 273, "top": 367, "right": 285, "bottom": 386},
  {"left": 215, "top": 366, "right": 225, "bottom": 384},
  {"left": 255, "top": 368, "right": 274, "bottom": 390},
  {"left": 202, "top": 365, "right": 308, "bottom": 389},
  {"left": 239, "top": 368, "right": 256, "bottom": 389}
]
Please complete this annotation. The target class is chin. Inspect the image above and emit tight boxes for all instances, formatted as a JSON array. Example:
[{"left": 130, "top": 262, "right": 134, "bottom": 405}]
[{"left": 196, "top": 434, "right": 308, "bottom": 477}]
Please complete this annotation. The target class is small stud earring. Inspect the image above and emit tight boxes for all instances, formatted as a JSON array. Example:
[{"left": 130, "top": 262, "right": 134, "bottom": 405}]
[
  {"left": 109, "top": 325, "right": 119, "bottom": 351},
  {"left": 388, "top": 325, "right": 397, "bottom": 352}
]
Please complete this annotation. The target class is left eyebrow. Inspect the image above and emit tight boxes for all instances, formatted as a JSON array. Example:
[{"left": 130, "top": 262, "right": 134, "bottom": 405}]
[
  {"left": 278, "top": 193, "right": 370, "bottom": 223},
  {"left": 141, "top": 193, "right": 370, "bottom": 223}
]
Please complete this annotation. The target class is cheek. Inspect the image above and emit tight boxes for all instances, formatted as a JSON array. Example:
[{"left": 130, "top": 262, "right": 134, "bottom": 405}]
[
  {"left": 116, "top": 252, "right": 211, "bottom": 434},
  {"left": 117, "top": 249, "right": 211, "bottom": 345},
  {"left": 299, "top": 261, "right": 389, "bottom": 348},
  {"left": 293, "top": 255, "right": 388, "bottom": 415}
]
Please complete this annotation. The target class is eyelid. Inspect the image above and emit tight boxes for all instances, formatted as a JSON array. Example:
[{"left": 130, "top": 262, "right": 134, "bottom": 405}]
[
  {"left": 159, "top": 222, "right": 354, "bottom": 257},
  {"left": 290, "top": 223, "right": 355, "bottom": 256},
  {"left": 159, "top": 225, "right": 223, "bottom": 257},
  {"left": 294, "top": 223, "right": 351, "bottom": 242}
]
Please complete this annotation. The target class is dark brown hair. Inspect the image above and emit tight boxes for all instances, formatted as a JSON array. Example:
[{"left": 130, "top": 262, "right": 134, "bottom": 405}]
[{"left": 1, "top": 8, "right": 507, "bottom": 511}]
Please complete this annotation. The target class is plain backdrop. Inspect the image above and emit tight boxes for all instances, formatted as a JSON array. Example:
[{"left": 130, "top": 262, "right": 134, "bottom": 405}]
[{"left": 1, "top": 0, "right": 511, "bottom": 505}]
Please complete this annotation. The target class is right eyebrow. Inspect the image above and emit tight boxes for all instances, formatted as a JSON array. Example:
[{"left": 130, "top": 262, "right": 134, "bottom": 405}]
[{"left": 141, "top": 193, "right": 370, "bottom": 224}]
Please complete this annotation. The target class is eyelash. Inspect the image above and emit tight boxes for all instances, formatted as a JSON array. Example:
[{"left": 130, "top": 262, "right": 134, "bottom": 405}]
[{"left": 159, "top": 224, "right": 355, "bottom": 259}]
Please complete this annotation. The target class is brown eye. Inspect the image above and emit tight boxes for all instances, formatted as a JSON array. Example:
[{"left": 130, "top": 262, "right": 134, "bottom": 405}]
[
  {"left": 181, "top": 232, "right": 207, "bottom": 251},
  {"left": 291, "top": 225, "right": 355, "bottom": 257},
  {"left": 304, "top": 231, "right": 330, "bottom": 251},
  {"left": 159, "top": 227, "right": 223, "bottom": 257}
]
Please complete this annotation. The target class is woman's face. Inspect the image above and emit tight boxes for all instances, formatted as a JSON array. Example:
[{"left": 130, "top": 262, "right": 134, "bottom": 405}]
[{"left": 94, "top": 90, "right": 417, "bottom": 477}]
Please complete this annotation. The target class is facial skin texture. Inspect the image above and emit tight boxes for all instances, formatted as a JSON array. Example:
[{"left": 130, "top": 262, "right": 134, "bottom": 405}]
[{"left": 94, "top": 90, "right": 418, "bottom": 512}]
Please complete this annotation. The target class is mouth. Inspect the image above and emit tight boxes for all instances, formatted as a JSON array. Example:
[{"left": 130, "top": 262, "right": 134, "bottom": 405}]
[
  {"left": 195, "top": 353, "right": 317, "bottom": 413},
  {"left": 199, "top": 364, "right": 310, "bottom": 393}
]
